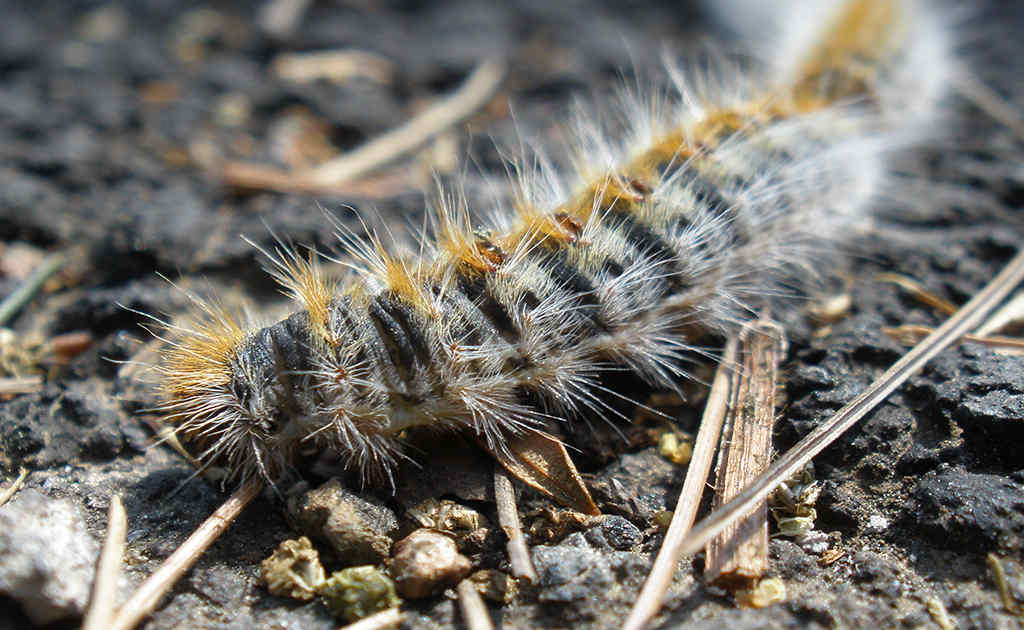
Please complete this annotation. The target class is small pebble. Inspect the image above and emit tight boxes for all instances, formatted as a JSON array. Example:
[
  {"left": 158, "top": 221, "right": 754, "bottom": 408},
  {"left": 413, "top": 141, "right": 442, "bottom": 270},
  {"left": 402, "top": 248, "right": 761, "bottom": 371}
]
[
  {"left": 584, "top": 515, "right": 643, "bottom": 551},
  {"left": 317, "top": 566, "right": 401, "bottom": 623},
  {"left": 657, "top": 432, "right": 692, "bottom": 465},
  {"left": 288, "top": 478, "right": 399, "bottom": 565},
  {"left": 796, "top": 530, "right": 831, "bottom": 555},
  {"left": 259, "top": 536, "right": 325, "bottom": 601},
  {"left": 735, "top": 577, "right": 787, "bottom": 608},
  {"left": 0, "top": 489, "right": 98, "bottom": 624},
  {"left": 865, "top": 514, "right": 890, "bottom": 534},
  {"left": 390, "top": 529, "right": 472, "bottom": 599}
]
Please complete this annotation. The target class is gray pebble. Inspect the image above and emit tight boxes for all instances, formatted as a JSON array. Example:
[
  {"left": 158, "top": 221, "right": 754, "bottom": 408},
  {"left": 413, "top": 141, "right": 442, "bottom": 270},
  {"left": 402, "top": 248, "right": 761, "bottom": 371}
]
[
  {"left": 0, "top": 488, "right": 98, "bottom": 624},
  {"left": 584, "top": 516, "right": 642, "bottom": 551},
  {"left": 531, "top": 544, "right": 648, "bottom": 620}
]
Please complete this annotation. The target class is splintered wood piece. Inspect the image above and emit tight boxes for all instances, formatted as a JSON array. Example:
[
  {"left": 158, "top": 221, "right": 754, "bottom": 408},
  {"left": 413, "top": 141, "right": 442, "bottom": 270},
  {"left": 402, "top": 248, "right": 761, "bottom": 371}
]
[
  {"left": 482, "top": 430, "right": 599, "bottom": 516},
  {"left": 704, "top": 320, "right": 785, "bottom": 587},
  {"left": 622, "top": 336, "right": 739, "bottom": 630}
]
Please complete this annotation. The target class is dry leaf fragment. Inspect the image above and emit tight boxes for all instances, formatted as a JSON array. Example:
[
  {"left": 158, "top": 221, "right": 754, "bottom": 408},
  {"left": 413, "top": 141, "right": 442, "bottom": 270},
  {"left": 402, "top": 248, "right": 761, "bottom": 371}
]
[{"left": 479, "top": 431, "right": 599, "bottom": 516}]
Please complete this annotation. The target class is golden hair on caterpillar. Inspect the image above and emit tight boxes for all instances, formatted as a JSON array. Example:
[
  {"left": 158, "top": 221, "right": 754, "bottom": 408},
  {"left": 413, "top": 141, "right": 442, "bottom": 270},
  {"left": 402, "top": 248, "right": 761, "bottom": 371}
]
[{"left": 157, "top": 0, "right": 956, "bottom": 496}]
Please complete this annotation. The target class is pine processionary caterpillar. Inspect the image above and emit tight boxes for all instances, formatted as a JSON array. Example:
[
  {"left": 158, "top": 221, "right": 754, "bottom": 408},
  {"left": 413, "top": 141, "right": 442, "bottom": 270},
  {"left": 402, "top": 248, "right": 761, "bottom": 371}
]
[{"left": 156, "top": 0, "right": 957, "bottom": 496}]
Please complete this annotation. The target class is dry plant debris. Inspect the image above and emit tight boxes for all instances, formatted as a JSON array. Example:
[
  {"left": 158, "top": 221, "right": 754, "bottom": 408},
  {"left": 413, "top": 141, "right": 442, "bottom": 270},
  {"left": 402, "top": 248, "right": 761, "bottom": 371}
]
[
  {"left": 704, "top": 320, "right": 784, "bottom": 588},
  {"left": 259, "top": 536, "right": 325, "bottom": 601}
]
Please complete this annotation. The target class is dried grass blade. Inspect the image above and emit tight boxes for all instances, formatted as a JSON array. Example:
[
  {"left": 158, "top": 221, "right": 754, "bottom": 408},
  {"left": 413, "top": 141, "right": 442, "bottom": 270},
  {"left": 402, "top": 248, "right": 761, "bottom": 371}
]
[{"left": 109, "top": 478, "right": 263, "bottom": 630}]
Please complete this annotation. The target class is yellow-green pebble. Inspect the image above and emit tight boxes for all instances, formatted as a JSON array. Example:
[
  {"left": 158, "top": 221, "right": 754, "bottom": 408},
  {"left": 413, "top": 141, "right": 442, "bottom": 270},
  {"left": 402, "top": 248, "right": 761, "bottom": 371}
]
[{"left": 316, "top": 566, "right": 402, "bottom": 622}]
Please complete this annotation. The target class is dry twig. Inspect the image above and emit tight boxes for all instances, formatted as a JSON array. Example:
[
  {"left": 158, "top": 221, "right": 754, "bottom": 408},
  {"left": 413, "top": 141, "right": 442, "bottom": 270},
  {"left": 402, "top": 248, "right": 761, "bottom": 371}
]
[
  {"left": 138, "top": 416, "right": 204, "bottom": 467},
  {"left": 493, "top": 466, "right": 538, "bottom": 583},
  {"left": 338, "top": 607, "right": 406, "bottom": 630},
  {"left": 0, "top": 467, "right": 29, "bottom": 507},
  {"left": 623, "top": 248, "right": 1024, "bottom": 630},
  {"left": 272, "top": 50, "right": 394, "bottom": 85},
  {"left": 220, "top": 163, "right": 416, "bottom": 198},
  {"left": 925, "top": 596, "right": 957, "bottom": 630},
  {"left": 83, "top": 495, "right": 128, "bottom": 630},
  {"left": 302, "top": 59, "right": 505, "bottom": 186},
  {"left": 884, "top": 325, "right": 1024, "bottom": 355},
  {"left": 456, "top": 578, "right": 494, "bottom": 630},
  {"left": 975, "top": 290, "right": 1024, "bottom": 336},
  {"left": 109, "top": 478, "right": 264, "bottom": 630},
  {"left": 0, "top": 375, "right": 43, "bottom": 396},
  {"left": 987, "top": 553, "right": 1023, "bottom": 616},
  {"left": 876, "top": 273, "right": 958, "bottom": 315},
  {"left": 219, "top": 59, "right": 504, "bottom": 195},
  {"left": 952, "top": 64, "right": 1024, "bottom": 141},
  {"left": 622, "top": 336, "right": 739, "bottom": 630}
]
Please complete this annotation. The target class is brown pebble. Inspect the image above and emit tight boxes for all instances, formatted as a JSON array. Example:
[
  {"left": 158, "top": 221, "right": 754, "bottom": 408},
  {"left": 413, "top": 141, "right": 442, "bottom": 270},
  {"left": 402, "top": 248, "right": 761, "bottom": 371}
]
[
  {"left": 390, "top": 529, "right": 471, "bottom": 599},
  {"left": 287, "top": 478, "right": 399, "bottom": 565}
]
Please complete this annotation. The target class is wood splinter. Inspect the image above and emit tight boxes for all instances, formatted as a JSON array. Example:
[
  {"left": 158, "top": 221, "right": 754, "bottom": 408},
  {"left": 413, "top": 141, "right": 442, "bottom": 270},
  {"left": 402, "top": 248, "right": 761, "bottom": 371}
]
[{"left": 704, "top": 319, "right": 785, "bottom": 590}]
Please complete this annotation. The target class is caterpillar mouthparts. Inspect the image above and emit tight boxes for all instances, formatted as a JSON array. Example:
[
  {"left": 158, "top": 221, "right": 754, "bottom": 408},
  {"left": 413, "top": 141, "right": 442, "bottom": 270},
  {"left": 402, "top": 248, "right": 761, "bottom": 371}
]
[{"left": 156, "top": 0, "right": 954, "bottom": 499}]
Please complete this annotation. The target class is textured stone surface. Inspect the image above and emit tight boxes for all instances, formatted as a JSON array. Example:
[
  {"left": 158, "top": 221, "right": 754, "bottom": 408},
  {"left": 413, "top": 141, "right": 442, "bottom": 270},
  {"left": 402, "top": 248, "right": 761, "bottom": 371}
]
[
  {"left": 531, "top": 544, "right": 649, "bottom": 622},
  {"left": 912, "top": 468, "right": 1024, "bottom": 551},
  {"left": 584, "top": 515, "right": 643, "bottom": 551},
  {"left": 0, "top": 489, "right": 98, "bottom": 624}
]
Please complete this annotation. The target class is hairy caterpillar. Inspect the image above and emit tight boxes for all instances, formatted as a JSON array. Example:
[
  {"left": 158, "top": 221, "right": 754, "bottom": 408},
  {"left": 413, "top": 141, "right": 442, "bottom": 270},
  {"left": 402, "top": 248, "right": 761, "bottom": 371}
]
[{"left": 157, "top": 0, "right": 954, "bottom": 494}]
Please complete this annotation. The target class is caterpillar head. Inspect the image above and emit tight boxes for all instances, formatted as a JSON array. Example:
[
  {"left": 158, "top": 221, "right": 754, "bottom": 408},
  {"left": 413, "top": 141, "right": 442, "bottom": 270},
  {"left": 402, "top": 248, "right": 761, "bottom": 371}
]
[{"left": 158, "top": 307, "right": 305, "bottom": 485}]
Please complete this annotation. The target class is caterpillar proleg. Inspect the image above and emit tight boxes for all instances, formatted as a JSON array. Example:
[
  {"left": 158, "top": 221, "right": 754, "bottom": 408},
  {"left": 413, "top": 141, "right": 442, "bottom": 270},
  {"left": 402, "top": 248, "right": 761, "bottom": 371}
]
[{"left": 157, "top": 0, "right": 960, "bottom": 494}]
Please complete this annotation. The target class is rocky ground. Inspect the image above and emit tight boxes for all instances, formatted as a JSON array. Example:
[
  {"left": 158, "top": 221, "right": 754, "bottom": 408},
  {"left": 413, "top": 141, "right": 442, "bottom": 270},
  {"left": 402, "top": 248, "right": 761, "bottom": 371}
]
[{"left": 0, "top": 1, "right": 1022, "bottom": 629}]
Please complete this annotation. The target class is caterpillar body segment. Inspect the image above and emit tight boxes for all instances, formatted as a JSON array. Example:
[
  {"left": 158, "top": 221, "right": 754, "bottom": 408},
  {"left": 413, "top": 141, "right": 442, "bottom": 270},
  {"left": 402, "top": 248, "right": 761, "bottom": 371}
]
[{"left": 157, "top": 0, "right": 954, "bottom": 488}]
